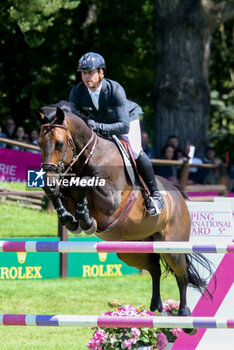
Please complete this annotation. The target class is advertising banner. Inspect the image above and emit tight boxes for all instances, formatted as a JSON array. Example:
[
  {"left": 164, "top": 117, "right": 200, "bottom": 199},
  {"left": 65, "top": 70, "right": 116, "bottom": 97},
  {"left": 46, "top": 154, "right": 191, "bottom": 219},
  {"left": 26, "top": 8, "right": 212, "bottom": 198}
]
[
  {"left": 0, "top": 237, "right": 138, "bottom": 280},
  {"left": 0, "top": 148, "right": 41, "bottom": 182},
  {"left": 0, "top": 238, "right": 59, "bottom": 280},
  {"left": 173, "top": 201, "right": 234, "bottom": 350}
]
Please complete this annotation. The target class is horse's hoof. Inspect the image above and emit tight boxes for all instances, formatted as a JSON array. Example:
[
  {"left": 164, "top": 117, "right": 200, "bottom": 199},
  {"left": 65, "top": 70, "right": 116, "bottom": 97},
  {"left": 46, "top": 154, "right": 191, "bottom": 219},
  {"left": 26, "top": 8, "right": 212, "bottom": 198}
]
[
  {"left": 183, "top": 328, "right": 197, "bottom": 336},
  {"left": 59, "top": 211, "right": 76, "bottom": 227},
  {"left": 178, "top": 306, "right": 191, "bottom": 316},
  {"left": 84, "top": 219, "right": 97, "bottom": 235},
  {"left": 68, "top": 224, "right": 82, "bottom": 235},
  {"left": 150, "top": 298, "right": 162, "bottom": 313}
]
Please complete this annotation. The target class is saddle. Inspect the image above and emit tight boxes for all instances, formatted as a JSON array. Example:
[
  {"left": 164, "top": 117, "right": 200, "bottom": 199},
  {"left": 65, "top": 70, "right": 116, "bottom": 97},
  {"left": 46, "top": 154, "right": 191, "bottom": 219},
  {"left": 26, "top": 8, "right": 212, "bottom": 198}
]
[{"left": 112, "top": 135, "right": 150, "bottom": 196}]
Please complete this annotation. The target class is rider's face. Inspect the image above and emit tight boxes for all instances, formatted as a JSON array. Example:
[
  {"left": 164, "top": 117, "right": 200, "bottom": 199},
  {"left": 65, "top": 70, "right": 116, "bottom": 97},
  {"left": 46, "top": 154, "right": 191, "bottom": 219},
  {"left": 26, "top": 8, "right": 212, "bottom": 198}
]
[{"left": 81, "top": 69, "right": 104, "bottom": 91}]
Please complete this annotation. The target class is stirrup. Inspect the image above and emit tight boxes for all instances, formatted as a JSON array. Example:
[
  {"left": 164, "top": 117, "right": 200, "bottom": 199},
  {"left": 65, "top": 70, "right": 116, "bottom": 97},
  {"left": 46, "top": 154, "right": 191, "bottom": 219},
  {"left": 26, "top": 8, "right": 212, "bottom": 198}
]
[{"left": 146, "top": 196, "right": 161, "bottom": 216}]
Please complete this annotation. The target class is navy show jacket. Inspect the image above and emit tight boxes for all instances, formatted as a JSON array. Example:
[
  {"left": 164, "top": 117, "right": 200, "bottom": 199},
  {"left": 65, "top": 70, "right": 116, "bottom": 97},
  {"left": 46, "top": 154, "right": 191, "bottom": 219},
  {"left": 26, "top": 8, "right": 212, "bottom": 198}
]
[{"left": 69, "top": 78, "right": 142, "bottom": 135}]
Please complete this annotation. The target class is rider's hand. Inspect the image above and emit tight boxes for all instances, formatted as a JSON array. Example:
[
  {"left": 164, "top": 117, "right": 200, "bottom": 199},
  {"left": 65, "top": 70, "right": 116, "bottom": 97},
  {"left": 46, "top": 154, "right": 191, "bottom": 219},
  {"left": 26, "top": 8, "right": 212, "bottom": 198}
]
[
  {"left": 87, "top": 119, "right": 99, "bottom": 131},
  {"left": 87, "top": 119, "right": 109, "bottom": 135}
]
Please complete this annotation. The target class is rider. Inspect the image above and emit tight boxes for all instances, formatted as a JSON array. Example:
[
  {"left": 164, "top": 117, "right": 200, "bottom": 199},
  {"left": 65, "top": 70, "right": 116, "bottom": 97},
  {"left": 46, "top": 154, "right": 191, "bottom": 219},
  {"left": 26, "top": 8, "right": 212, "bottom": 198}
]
[{"left": 69, "top": 52, "right": 165, "bottom": 216}]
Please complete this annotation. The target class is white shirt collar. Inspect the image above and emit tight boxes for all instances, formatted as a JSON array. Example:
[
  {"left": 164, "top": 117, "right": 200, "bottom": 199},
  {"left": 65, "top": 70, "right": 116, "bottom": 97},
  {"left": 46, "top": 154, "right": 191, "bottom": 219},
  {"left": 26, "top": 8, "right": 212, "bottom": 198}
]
[{"left": 87, "top": 82, "right": 102, "bottom": 96}]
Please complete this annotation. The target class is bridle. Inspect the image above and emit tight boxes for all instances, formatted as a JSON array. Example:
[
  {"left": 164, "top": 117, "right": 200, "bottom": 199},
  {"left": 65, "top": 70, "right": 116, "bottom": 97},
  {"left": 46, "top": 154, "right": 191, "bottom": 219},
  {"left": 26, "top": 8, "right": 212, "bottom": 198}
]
[{"left": 40, "top": 122, "right": 98, "bottom": 175}]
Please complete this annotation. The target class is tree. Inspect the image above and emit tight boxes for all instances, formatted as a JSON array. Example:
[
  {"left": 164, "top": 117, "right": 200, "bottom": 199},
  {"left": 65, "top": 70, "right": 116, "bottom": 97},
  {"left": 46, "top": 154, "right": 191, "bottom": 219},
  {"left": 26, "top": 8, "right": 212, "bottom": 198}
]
[
  {"left": 154, "top": 0, "right": 234, "bottom": 156},
  {"left": 209, "top": 20, "right": 234, "bottom": 159},
  {"left": 0, "top": 0, "right": 80, "bottom": 129}
]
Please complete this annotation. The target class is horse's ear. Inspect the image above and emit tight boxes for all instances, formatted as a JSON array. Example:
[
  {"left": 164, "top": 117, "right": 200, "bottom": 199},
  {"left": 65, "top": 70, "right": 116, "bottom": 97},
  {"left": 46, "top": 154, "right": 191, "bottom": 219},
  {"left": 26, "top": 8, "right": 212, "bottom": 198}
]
[
  {"left": 34, "top": 111, "right": 44, "bottom": 122},
  {"left": 56, "top": 107, "right": 65, "bottom": 124}
]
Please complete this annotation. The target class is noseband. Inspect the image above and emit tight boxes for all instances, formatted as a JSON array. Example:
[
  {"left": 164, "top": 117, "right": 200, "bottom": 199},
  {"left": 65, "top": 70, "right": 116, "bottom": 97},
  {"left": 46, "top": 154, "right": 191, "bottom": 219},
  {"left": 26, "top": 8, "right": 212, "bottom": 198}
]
[{"left": 41, "top": 122, "right": 97, "bottom": 175}]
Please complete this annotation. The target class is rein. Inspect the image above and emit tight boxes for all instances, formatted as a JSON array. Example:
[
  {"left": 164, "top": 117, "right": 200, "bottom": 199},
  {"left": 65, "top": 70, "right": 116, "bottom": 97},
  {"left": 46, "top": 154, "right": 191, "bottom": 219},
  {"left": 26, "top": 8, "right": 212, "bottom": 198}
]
[
  {"left": 63, "top": 131, "right": 97, "bottom": 176},
  {"left": 41, "top": 122, "right": 97, "bottom": 175}
]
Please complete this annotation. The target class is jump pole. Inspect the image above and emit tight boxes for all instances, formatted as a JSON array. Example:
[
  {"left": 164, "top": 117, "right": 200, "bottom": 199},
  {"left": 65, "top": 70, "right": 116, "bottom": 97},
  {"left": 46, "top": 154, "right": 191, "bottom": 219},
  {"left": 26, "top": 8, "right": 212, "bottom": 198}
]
[
  {"left": 0, "top": 315, "right": 234, "bottom": 328},
  {"left": 0, "top": 241, "right": 234, "bottom": 254}
]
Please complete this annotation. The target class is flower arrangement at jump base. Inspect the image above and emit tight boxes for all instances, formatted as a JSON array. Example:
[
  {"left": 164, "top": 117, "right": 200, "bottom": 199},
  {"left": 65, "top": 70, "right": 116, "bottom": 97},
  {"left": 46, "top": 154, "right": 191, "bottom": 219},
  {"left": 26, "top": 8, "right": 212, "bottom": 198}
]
[{"left": 88, "top": 299, "right": 182, "bottom": 350}]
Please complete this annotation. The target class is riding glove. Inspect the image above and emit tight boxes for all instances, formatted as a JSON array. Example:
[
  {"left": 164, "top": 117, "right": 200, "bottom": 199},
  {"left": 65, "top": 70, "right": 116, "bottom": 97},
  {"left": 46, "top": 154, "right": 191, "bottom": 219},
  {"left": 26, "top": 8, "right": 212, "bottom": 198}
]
[
  {"left": 87, "top": 119, "right": 129, "bottom": 136},
  {"left": 87, "top": 119, "right": 108, "bottom": 135},
  {"left": 87, "top": 119, "right": 100, "bottom": 131}
]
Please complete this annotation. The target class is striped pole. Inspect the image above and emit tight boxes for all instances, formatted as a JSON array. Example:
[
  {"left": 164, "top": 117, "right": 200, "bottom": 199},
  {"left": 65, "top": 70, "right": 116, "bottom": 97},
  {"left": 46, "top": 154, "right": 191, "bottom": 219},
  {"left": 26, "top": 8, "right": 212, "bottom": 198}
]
[
  {"left": 0, "top": 315, "right": 234, "bottom": 328},
  {"left": 0, "top": 240, "right": 234, "bottom": 254}
]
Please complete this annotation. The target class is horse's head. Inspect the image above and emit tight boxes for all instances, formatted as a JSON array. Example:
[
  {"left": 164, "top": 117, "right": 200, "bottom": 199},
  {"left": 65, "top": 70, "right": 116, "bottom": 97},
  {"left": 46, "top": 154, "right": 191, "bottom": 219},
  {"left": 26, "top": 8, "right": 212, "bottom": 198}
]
[
  {"left": 36, "top": 101, "right": 98, "bottom": 196},
  {"left": 36, "top": 106, "right": 76, "bottom": 176}
]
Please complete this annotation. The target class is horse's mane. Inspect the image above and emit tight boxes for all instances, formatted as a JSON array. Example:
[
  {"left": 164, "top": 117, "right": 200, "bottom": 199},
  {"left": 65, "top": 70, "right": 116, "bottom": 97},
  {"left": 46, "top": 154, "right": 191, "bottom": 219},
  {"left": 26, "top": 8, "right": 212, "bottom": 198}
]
[{"left": 41, "top": 100, "right": 87, "bottom": 123}]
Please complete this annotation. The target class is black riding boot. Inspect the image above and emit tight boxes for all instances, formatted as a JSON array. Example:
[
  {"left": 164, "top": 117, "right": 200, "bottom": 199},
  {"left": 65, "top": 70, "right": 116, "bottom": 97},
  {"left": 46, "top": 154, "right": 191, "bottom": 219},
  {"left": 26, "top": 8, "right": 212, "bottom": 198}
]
[{"left": 136, "top": 150, "right": 165, "bottom": 216}]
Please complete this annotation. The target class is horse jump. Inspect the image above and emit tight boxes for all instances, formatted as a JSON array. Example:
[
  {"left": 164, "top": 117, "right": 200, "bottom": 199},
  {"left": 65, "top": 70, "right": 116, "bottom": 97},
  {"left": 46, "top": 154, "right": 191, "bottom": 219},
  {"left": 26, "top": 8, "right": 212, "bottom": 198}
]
[
  {"left": 0, "top": 314, "right": 234, "bottom": 328},
  {"left": 0, "top": 240, "right": 234, "bottom": 254}
]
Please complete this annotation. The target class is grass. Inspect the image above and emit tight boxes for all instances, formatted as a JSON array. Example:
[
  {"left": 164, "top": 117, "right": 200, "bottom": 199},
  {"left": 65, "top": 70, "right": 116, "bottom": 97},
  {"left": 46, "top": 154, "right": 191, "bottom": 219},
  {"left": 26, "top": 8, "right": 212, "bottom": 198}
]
[
  {"left": 0, "top": 274, "right": 178, "bottom": 350},
  {"left": 0, "top": 181, "right": 57, "bottom": 237},
  {"left": 0, "top": 182, "right": 88, "bottom": 237},
  {"left": 0, "top": 203, "right": 58, "bottom": 237}
]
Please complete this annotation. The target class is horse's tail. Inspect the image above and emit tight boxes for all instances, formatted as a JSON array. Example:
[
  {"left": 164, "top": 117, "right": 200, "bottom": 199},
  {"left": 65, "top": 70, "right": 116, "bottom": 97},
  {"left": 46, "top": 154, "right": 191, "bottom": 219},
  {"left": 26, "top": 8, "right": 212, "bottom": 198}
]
[
  {"left": 173, "top": 183, "right": 190, "bottom": 200},
  {"left": 161, "top": 253, "right": 216, "bottom": 299},
  {"left": 186, "top": 253, "right": 216, "bottom": 299}
]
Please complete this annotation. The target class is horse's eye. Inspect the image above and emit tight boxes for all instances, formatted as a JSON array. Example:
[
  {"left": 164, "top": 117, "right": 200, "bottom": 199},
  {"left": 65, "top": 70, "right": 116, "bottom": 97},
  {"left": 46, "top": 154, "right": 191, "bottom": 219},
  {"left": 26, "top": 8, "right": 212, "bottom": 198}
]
[{"left": 55, "top": 141, "right": 64, "bottom": 151}]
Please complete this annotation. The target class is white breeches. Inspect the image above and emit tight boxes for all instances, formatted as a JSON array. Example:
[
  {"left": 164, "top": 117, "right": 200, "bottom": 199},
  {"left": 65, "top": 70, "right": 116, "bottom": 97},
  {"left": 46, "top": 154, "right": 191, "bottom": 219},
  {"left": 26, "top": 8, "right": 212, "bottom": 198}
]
[{"left": 121, "top": 119, "right": 142, "bottom": 159}]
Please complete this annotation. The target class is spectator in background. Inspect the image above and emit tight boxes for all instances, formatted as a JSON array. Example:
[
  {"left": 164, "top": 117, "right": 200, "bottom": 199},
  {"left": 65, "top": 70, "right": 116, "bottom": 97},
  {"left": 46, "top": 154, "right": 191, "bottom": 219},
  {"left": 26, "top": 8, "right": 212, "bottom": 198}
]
[
  {"left": 157, "top": 144, "right": 178, "bottom": 181},
  {"left": 229, "top": 158, "right": 234, "bottom": 192},
  {"left": 29, "top": 129, "right": 40, "bottom": 153},
  {"left": 141, "top": 131, "right": 155, "bottom": 158},
  {"left": 167, "top": 135, "right": 180, "bottom": 153},
  {"left": 184, "top": 142, "right": 203, "bottom": 184},
  {"left": 0, "top": 125, "right": 6, "bottom": 148},
  {"left": 12, "top": 126, "right": 27, "bottom": 151},
  {"left": 202, "top": 146, "right": 221, "bottom": 166},
  {"left": 201, "top": 146, "right": 222, "bottom": 184},
  {"left": 30, "top": 129, "right": 39, "bottom": 145},
  {"left": 175, "top": 148, "right": 187, "bottom": 162},
  {"left": 4, "top": 119, "right": 16, "bottom": 139},
  {"left": 15, "top": 126, "right": 25, "bottom": 142}
]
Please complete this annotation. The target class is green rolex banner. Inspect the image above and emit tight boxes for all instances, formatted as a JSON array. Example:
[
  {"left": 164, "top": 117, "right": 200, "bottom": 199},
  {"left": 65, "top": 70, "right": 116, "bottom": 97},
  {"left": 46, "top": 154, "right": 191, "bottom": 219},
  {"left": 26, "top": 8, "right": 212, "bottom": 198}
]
[
  {"left": 0, "top": 237, "right": 138, "bottom": 280},
  {"left": 0, "top": 238, "right": 59, "bottom": 280}
]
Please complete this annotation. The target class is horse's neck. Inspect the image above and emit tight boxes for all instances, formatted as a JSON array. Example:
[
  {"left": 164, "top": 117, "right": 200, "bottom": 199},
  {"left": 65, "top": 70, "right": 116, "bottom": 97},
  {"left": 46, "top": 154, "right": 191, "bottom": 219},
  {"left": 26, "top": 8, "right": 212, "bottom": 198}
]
[
  {"left": 67, "top": 114, "right": 92, "bottom": 151},
  {"left": 66, "top": 114, "right": 128, "bottom": 187}
]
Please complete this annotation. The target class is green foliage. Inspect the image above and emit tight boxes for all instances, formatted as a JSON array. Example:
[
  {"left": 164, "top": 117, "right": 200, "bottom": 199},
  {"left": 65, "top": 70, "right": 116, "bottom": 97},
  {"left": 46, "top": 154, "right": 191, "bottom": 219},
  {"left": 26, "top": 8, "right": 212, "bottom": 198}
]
[
  {"left": 0, "top": 0, "right": 233, "bottom": 153},
  {"left": 209, "top": 20, "right": 234, "bottom": 160},
  {"left": 8, "top": 0, "right": 80, "bottom": 47},
  {"left": 92, "top": 0, "right": 155, "bottom": 134}
]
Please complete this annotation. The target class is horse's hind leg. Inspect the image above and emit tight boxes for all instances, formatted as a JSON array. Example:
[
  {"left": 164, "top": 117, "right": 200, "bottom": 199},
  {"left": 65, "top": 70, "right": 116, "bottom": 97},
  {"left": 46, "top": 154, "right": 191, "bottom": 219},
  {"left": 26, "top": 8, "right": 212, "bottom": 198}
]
[
  {"left": 162, "top": 253, "right": 191, "bottom": 316},
  {"left": 117, "top": 252, "right": 163, "bottom": 313},
  {"left": 149, "top": 253, "right": 163, "bottom": 312}
]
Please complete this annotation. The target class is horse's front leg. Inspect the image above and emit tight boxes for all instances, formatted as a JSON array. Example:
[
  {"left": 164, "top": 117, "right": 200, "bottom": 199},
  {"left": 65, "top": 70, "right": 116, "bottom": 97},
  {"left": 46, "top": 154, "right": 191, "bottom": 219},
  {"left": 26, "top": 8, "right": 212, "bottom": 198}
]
[
  {"left": 75, "top": 183, "right": 97, "bottom": 235},
  {"left": 44, "top": 187, "right": 81, "bottom": 233}
]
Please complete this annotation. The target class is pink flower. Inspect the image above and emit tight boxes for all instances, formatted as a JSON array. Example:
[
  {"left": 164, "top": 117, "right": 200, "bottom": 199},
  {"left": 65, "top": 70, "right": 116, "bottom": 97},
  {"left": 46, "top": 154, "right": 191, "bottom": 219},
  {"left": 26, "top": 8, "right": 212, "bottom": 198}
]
[
  {"left": 88, "top": 338, "right": 101, "bottom": 350},
  {"left": 88, "top": 329, "right": 107, "bottom": 350},
  {"left": 131, "top": 327, "right": 141, "bottom": 337},
  {"left": 172, "top": 328, "right": 182, "bottom": 337},
  {"left": 123, "top": 339, "right": 133, "bottom": 349},
  {"left": 162, "top": 299, "right": 180, "bottom": 315},
  {"left": 157, "top": 332, "right": 168, "bottom": 350},
  {"left": 95, "top": 329, "right": 107, "bottom": 342}
]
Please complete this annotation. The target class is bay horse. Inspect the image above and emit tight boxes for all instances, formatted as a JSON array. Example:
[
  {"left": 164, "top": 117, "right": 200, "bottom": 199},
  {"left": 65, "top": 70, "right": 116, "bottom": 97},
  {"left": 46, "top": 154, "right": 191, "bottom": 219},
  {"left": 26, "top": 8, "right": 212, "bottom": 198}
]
[{"left": 36, "top": 101, "right": 213, "bottom": 322}]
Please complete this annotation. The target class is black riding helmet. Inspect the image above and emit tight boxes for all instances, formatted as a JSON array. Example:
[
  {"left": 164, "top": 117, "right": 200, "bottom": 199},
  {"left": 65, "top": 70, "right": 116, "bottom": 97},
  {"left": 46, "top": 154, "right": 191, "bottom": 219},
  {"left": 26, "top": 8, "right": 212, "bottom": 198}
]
[{"left": 77, "top": 52, "right": 106, "bottom": 72}]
